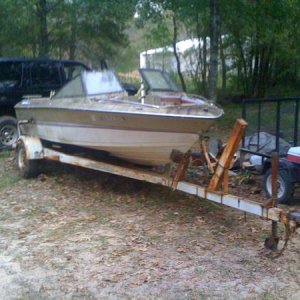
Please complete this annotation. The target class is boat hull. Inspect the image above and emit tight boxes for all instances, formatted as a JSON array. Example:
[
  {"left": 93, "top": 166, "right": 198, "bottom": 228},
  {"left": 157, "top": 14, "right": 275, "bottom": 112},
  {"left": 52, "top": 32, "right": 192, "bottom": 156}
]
[
  {"left": 16, "top": 101, "right": 219, "bottom": 166},
  {"left": 20, "top": 122, "right": 199, "bottom": 165}
]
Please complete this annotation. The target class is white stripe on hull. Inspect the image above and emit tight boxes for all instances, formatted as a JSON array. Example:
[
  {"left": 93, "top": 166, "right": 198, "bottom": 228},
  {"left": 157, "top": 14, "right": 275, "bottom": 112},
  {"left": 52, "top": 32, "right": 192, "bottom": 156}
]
[{"left": 28, "top": 125, "right": 199, "bottom": 165}]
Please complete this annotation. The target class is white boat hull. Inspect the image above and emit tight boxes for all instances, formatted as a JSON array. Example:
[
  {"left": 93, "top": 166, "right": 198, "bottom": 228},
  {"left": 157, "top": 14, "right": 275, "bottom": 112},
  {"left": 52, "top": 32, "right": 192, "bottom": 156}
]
[{"left": 25, "top": 123, "right": 199, "bottom": 165}]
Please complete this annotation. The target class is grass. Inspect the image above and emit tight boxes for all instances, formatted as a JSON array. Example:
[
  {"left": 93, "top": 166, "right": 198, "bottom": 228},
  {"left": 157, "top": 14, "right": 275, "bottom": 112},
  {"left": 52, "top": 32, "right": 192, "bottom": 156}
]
[
  {"left": 239, "top": 258, "right": 252, "bottom": 266},
  {"left": 197, "top": 291, "right": 211, "bottom": 300},
  {"left": 194, "top": 266, "right": 205, "bottom": 276},
  {"left": 197, "top": 198, "right": 223, "bottom": 213},
  {"left": 0, "top": 211, "right": 14, "bottom": 221},
  {"left": 259, "top": 223, "right": 286, "bottom": 241},
  {"left": 259, "top": 231, "right": 270, "bottom": 241},
  {"left": 0, "top": 172, "right": 21, "bottom": 190},
  {"left": 204, "top": 102, "right": 243, "bottom": 141},
  {"left": 219, "top": 266, "right": 232, "bottom": 276},
  {"left": 162, "top": 211, "right": 180, "bottom": 222},
  {"left": 98, "top": 235, "right": 108, "bottom": 244},
  {"left": 260, "top": 291, "right": 275, "bottom": 300},
  {"left": 0, "top": 150, "right": 21, "bottom": 189},
  {"left": 219, "top": 103, "right": 243, "bottom": 130},
  {"left": 212, "top": 100, "right": 298, "bottom": 141},
  {"left": 0, "top": 149, "right": 12, "bottom": 159},
  {"left": 102, "top": 193, "right": 119, "bottom": 206},
  {"left": 177, "top": 206, "right": 198, "bottom": 222}
]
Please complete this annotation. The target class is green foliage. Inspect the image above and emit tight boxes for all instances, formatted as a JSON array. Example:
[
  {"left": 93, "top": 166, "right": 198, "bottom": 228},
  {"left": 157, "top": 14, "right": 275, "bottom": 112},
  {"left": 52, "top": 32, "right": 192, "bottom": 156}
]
[
  {"left": 0, "top": 0, "right": 136, "bottom": 65},
  {"left": 134, "top": 0, "right": 300, "bottom": 99},
  {"left": 220, "top": 0, "right": 300, "bottom": 97},
  {"left": 2, "top": 0, "right": 300, "bottom": 98}
]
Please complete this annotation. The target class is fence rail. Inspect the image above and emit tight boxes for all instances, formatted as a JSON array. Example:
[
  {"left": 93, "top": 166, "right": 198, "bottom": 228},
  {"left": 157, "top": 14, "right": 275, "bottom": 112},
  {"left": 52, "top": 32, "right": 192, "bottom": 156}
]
[{"left": 241, "top": 97, "right": 300, "bottom": 157}]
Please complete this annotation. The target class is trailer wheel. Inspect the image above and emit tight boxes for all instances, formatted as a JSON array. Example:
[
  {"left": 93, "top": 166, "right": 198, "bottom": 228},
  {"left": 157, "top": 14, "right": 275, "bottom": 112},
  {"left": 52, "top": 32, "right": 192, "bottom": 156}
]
[
  {"left": 16, "top": 142, "right": 40, "bottom": 178},
  {"left": 263, "top": 168, "right": 294, "bottom": 204}
]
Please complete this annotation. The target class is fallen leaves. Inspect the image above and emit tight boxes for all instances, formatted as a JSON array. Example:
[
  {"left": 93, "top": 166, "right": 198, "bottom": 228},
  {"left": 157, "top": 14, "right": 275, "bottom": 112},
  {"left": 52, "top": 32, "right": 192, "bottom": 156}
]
[
  {"left": 129, "top": 274, "right": 151, "bottom": 285},
  {"left": 126, "top": 223, "right": 135, "bottom": 231},
  {"left": 1, "top": 152, "right": 300, "bottom": 299},
  {"left": 177, "top": 246, "right": 188, "bottom": 253},
  {"left": 67, "top": 234, "right": 92, "bottom": 242},
  {"left": 104, "top": 273, "right": 124, "bottom": 283}
]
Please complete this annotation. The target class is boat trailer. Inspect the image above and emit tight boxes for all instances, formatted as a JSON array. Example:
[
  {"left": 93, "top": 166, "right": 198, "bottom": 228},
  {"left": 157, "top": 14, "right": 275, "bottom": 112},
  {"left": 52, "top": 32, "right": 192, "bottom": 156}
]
[{"left": 15, "top": 119, "right": 300, "bottom": 257}]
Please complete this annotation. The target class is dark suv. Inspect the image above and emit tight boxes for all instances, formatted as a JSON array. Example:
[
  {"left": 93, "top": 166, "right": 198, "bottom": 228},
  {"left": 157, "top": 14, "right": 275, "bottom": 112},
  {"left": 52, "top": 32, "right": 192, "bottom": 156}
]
[{"left": 0, "top": 58, "right": 89, "bottom": 148}]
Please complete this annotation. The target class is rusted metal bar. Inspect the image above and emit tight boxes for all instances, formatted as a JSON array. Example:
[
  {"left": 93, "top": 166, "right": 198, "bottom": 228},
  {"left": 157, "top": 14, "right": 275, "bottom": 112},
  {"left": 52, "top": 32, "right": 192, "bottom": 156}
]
[
  {"left": 43, "top": 148, "right": 170, "bottom": 186},
  {"left": 176, "top": 181, "right": 295, "bottom": 225}
]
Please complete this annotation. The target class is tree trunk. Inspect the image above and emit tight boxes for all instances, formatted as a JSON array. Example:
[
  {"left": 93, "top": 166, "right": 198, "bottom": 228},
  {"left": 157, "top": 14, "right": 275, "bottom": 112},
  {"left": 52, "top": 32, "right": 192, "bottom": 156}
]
[
  {"left": 252, "top": 5, "right": 260, "bottom": 97},
  {"left": 219, "top": 35, "right": 226, "bottom": 94},
  {"left": 69, "top": 20, "right": 77, "bottom": 60},
  {"left": 172, "top": 15, "right": 186, "bottom": 92},
  {"left": 208, "top": 0, "right": 220, "bottom": 102},
  {"left": 235, "top": 37, "right": 249, "bottom": 96},
  {"left": 37, "top": 0, "right": 49, "bottom": 57},
  {"left": 202, "top": 36, "right": 208, "bottom": 96},
  {"left": 32, "top": 37, "right": 37, "bottom": 58},
  {"left": 255, "top": 43, "right": 273, "bottom": 97},
  {"left": 69, "top": 2, "right": 78, "bottom": 60}
]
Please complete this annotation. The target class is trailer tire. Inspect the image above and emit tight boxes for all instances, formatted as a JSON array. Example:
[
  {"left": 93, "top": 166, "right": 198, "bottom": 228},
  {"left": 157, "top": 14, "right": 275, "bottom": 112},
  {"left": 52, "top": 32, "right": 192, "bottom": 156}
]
[
  {"left": 16, "top": 141, "right": 40, "bottom": 178},
  {"left": 0, "top": 116, "right": 18, "bottom": 149},
  {"left": 263, "top": 168, "right": 294, "bottom": 204}
]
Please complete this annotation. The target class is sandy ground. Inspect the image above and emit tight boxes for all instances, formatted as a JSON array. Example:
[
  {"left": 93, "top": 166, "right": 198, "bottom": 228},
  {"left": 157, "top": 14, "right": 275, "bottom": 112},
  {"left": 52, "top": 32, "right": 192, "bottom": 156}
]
[{"left": 0, "top": 152, "right": 300, "bottom": 299}]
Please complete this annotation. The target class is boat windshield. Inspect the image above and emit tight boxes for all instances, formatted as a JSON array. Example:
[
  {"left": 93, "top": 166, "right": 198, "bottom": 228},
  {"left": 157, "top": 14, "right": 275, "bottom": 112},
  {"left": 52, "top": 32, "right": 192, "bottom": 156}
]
[
  {"left": 83, "top": 71, "right": 123, "bottom": 95},
  {"left": 53, "top": 70, "right": 124, "bottom": 99},
  {"left": 139, "top": 69, "right": 182, "bottom": 92}
]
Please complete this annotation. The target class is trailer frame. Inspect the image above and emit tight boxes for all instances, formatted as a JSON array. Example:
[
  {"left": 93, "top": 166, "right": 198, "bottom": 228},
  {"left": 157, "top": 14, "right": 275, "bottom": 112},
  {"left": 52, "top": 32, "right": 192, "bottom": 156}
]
[{"left": 15, "top": 119, "right": 300, "bottom": 255}]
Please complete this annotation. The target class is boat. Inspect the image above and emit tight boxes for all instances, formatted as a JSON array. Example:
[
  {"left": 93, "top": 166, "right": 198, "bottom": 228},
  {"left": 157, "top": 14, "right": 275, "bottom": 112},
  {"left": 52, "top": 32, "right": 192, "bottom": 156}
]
[{"left": 15, "top": 68, "right": 223, "bottom": 166}]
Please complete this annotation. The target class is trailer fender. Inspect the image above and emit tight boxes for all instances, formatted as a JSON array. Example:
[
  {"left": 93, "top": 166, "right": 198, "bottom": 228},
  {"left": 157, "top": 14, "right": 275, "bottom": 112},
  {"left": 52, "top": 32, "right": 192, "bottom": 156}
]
[{"left": 17, "top": 136, "right": 44, "bottom": 160}]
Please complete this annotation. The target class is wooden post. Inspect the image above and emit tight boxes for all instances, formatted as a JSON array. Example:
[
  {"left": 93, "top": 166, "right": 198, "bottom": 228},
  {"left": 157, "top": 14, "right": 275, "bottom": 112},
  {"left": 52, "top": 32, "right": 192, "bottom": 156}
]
[
  {"left": 171, "top": 150, "right": 191, "bottom": 190},
  {"left": 208, "top": 119, "right": 248, "bottom": 192},
  {"left": 270, "top": 152, "right": 279, "bottom": 249},
  {"left": 201, "top": 139, "right": 215, "bottom": 174},
  {"left": 223, "top": 170, "right": 229, "bottom": 194},
  {"left": 271, "top": 152, "right": 279, "bottom": 207}
]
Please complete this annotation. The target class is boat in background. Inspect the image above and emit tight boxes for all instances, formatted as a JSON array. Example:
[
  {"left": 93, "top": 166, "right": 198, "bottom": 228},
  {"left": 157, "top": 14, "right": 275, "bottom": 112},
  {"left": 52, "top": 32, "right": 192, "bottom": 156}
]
[{"left": 15, "top": 69, "right": 223, "bottom": 166}]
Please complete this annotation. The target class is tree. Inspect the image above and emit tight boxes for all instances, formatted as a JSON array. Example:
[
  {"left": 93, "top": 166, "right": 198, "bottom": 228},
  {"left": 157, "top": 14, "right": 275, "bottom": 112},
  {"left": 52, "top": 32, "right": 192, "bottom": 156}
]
[
  {"left": 0, "top": 0, "right": 136, "bottom": 64},
  {"left": 208, "top": 0, "right": 220, "bottom": 101},
  {"left": 136, "top": 0, "right": 188, "bottom": 91},
  {"left": 221, "top": 0, "right": 300, "bottom": 97},
  {"left": 136, "top": 0, "right": 220, "bottom": 97}
]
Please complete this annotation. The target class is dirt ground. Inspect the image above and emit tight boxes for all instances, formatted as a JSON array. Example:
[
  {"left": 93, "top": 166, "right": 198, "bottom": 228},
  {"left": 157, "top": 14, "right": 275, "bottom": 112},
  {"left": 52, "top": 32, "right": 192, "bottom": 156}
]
[{"left": 0, "top": 152, "right": 300, "bottom": 300}]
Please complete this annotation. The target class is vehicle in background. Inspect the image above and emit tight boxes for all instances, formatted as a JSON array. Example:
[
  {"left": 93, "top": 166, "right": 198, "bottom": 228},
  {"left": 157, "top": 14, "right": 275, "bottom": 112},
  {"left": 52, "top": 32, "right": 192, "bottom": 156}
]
[
  {"left": 0, "top": 58, "right": 89, "bottom": 149},
  {"left": 0, "top": 57, "right": 139, "bottom": 149}
]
